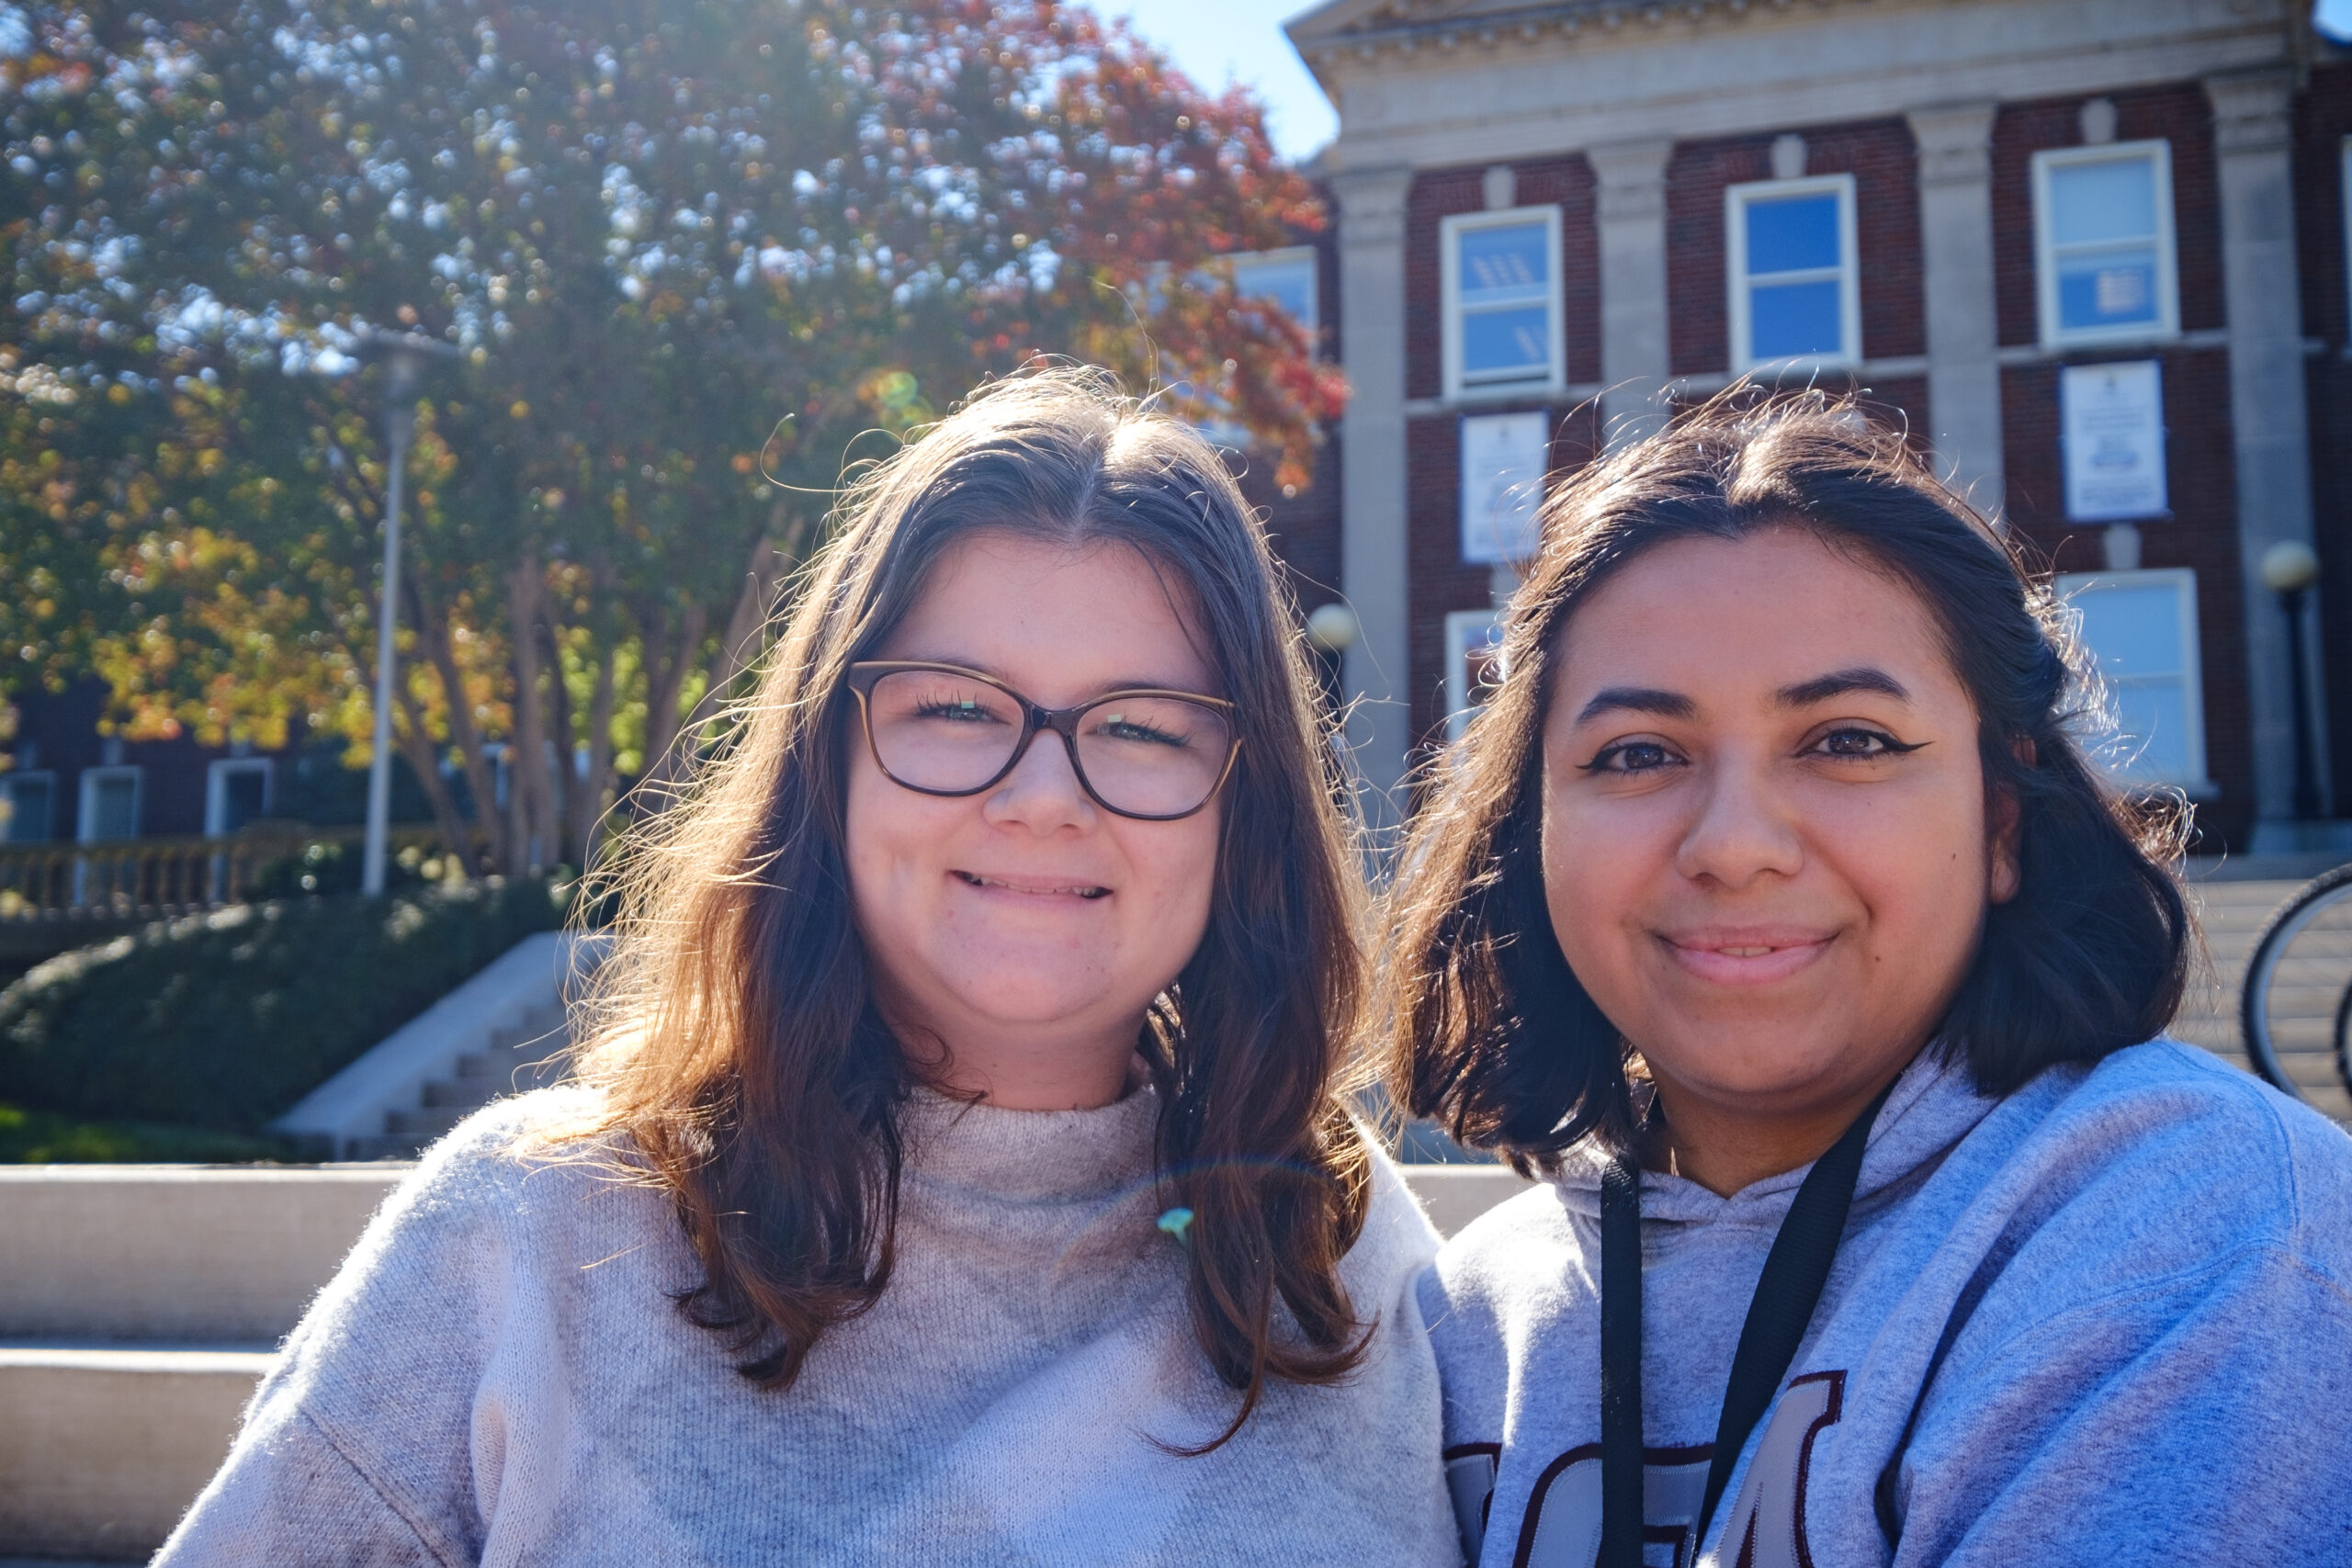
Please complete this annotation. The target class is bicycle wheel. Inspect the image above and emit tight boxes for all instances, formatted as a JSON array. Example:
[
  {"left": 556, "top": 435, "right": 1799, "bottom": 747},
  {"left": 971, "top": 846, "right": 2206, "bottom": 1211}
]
[
  {"left": 2238, "top": 863, "right": 2352, "bottom": 1101},
  {"left": 2334, "top": 974, "right": 2352, "bottom": 1100}
]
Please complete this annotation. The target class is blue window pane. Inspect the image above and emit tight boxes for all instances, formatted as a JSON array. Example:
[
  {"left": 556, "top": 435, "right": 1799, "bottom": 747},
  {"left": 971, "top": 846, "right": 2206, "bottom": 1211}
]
[
  {"left": 88, "top": 775, "right": 137, "bottom": 840},
  {"left": 1745, "top": 193, "right": 1840, "bottom": 276},
  {"left": 2074, "top": 583, "right": 2183, "bottom": 678},
  {"left": 1232, "top": 255, "right": 1315, "bottom": 335},
  {"left": 2111, "top": 682, "right": 2190, "bottom": 782},
  {"left": 1747, "top": 279, "right": 1843, "bottom": 361},
  {"left": 2056, "top": 247, "right": 2159, "bottom": 331},
  {"left": 1461, "top": 306, "right": 1551, "bottom": 378},
  {"left": 2049, "top": 158, "right": 2158, "bottom": 246},
  {"left": 4, "top": 777, "right": 50, "bottom": 842},
  {"left": 1457, "top": 222, "right": 1549, "bottom": 304}
]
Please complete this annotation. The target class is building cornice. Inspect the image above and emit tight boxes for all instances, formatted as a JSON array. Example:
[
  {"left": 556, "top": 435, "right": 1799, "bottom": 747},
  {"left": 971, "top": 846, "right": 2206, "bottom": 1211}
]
[
  {"left": 1287, "top": 0, "right": 2303, "bottom": 175},
  {"left": 1289, "top": 0, "right": 1875, "bottom": 72}
]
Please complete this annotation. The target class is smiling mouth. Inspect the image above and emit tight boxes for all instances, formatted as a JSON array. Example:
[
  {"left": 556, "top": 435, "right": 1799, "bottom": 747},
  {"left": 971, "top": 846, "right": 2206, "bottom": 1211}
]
[
  {"left": 1656, "top": 930, "right": 1834, "bottom": 984},
  {"left": 953, "top": 871, "right": 1110, "bottom": 900}
]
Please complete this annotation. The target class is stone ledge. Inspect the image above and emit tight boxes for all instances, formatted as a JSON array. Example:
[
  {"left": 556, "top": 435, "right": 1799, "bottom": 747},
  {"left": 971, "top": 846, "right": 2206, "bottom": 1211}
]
[{"left": 0, "top": 1342, "right": 274, "bottom": 1560}]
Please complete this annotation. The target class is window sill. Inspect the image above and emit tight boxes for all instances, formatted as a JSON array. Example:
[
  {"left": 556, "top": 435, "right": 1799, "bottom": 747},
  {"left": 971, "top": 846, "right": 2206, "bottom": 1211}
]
[{"left": 2006, "top": 328, "right": 2216, "bottom": 363}]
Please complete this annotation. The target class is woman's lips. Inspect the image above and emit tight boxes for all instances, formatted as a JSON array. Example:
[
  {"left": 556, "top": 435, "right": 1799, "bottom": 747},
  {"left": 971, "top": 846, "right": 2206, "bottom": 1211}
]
[
  {"left": 1655, "top": 928, "right": 1833, "bottom": 986},
  {"left": 952, "top": 870, "right": 1110, "bottom": 900}
]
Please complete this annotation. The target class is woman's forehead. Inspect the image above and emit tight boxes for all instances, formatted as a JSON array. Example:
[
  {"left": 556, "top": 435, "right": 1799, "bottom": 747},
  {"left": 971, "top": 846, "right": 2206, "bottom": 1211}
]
[
  {"left": 885, "top": 528, "right": 1219, "bottom": 694},
  {"left": 1547, "top": 530, "right": 1965, "bottom": 717}
]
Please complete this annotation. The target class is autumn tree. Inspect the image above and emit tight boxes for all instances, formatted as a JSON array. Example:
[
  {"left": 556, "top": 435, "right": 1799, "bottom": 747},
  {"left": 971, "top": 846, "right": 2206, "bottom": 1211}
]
[{"left": 2, "top": 0, "right": 1341, "bottom": 872}]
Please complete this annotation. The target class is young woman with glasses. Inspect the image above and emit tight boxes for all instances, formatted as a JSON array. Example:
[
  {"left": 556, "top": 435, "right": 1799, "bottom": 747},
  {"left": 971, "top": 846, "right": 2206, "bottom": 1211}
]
[
  {"left": 159, "top": 369, "right": 1457, "bottom": 1565},
  {"left": 1383, "top": 394, "right": 2352, "bottom": 1566}
]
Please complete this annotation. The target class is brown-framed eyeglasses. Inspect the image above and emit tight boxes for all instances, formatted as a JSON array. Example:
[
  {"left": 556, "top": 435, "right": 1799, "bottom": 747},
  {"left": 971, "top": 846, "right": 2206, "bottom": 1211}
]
[{"left": 844, "top": 660, "right": 1240, "bottom": 822}]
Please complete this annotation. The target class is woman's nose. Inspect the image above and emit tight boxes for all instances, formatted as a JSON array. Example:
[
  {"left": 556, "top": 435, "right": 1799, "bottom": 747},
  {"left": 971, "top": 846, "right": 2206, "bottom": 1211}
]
[
  {"left": 981, "top": 728, "right": 1097, "bottom": 832},
  {"left": 1672, "top": 750, "right": 1804, "bottom": 887}
]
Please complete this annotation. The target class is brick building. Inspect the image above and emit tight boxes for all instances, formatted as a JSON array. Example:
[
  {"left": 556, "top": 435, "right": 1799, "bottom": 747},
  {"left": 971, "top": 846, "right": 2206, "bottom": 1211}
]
[
  {"left": 2, "top": 678, "right": 406, "bottom": 850},
  {"left": 1281, "top": 0, "right": 2352, "bottom": 852}
]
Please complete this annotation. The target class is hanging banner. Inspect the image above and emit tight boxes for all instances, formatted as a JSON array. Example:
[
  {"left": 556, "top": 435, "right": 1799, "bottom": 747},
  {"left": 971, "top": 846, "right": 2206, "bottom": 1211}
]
[
  {"left": 1461, "top": 411, "right": 1550, "bottom": 564},
  {"left": 2062, "top": 360, "right": 2167, "bottom": 522}
]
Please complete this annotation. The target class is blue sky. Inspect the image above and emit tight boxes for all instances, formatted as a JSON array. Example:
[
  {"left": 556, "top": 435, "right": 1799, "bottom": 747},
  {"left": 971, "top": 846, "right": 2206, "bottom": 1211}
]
[
  {"left": 1122, "top": 2, "right": 2352, "bottom": 168},
  {"left": 1108, "top": 1, "right": 1336, "bottom": 164}
]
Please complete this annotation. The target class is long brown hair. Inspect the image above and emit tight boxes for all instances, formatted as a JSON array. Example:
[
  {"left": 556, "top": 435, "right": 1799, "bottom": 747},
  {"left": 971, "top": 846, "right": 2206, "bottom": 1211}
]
[
  {"left": 1379, "top": 389, "right": 2190, "bottom": 1170},
  {"left": 568, "top": 366, "right": 1372, "bottom": 1435}
]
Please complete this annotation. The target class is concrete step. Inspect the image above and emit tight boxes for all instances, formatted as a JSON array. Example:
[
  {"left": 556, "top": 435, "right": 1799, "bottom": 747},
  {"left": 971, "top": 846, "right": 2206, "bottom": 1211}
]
[
  {"left": 486, "top": 1005, "right": 568, "bottom": 1059},
  {"left": 375, "top": 1009, "right": 573, "bottom": 1155},
  {"left": 0, "top": 1167, "right": 403, "bottom": 1342},
  {"left": 2158, "top": 875, "right": 2352, "bottom": 1127},
  {"left": 0, "top": 1341, "right": 274, "bottom": 1561},
  {"left": 0, "top": 1166, "right": 404, "bottom": 1557},
  {"left": 421, "top": 1058, "right": 490, "bottom": 1106},
  {"left": 381, "top": 1099, "right": 471, "bottom": 1142},
  {"left": 389, "top": 1028, "right": 573, "bottom": 1150}
]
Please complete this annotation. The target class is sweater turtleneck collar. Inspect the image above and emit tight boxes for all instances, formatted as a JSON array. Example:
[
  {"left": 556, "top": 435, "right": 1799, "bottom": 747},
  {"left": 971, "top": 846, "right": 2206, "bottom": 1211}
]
[{"left": 898, "top": 1079, "right": 1161, "bottom": 1204}]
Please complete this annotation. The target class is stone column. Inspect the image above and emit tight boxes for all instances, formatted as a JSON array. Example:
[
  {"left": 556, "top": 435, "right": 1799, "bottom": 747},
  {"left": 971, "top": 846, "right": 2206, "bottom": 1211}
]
[
  {"left": 1905, "top": 101, "right": 2007, "bottom": 520},
  {"left": 1332, "top": 164, "right": 1416, "bottom": 841},
  {"left": 2207, "top": 69, "right": 2328, "bottom": 829},
  {"left": 1589, "top": 138, "right": 1674, "bottom": 446}
]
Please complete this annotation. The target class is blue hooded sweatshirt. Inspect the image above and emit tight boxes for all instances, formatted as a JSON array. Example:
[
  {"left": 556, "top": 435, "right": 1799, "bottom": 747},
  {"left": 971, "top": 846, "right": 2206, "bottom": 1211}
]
[{"left": 1420, "top": 1040, "right": 2352, "bottom": 1567}]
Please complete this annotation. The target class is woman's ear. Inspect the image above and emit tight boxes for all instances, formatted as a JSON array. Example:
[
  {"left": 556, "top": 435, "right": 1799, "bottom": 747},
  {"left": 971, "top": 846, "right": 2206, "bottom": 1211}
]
[{"left": 1988, "top": 739, "right": 2034, "bottom": 905}]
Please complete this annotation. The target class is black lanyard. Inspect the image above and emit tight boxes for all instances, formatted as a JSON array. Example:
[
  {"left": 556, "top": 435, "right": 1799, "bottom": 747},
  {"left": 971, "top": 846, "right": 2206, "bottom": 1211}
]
[{"left": 1597, "top": 1083, "right": 1894, "bottom": 1568}]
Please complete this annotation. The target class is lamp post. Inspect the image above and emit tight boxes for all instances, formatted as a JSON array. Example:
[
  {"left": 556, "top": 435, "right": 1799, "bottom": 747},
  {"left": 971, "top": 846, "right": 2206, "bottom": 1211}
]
[
  {"left": 1305, "top": 601, "right": 1360, "bottom": 658},
  {"left": 1305, "top": 600, "right": 1358, "bottom": 714},
  {"left": 356, "top": 331, "right": 460, "bottom": 897},
  {"left": 2260, "top": 538, "right": 2324, "bottom": 823}
]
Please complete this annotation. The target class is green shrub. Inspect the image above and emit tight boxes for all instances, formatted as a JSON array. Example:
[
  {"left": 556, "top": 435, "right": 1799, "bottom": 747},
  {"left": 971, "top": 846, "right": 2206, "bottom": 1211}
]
[
  {"left": 0, "top": 878, "right": 569, "bottom": 1132},
  {"left": 0, "top": 1100, "right": 299, "bottom": 1163}
]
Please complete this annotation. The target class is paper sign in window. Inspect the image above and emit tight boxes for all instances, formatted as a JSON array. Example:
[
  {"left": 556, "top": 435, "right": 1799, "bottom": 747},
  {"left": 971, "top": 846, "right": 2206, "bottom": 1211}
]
[
  {"left": 1460, "top": 412, "right": 1549, "bottom": 565},
  {"left": 2062, "top": 360, "right": 2166, "bottom": 523}
]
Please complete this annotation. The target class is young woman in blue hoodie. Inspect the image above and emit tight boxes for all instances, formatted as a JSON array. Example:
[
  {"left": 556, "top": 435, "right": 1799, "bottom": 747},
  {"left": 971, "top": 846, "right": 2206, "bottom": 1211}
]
[{"left": 1384, "top": 391, "right": 2352, "bottom": 1567}]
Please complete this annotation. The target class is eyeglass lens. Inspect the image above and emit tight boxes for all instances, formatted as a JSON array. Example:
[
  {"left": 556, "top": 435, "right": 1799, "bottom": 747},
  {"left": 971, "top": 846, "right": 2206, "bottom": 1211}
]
[{"left": 863, "top": 668, "right": 1231, "bottom": 817}]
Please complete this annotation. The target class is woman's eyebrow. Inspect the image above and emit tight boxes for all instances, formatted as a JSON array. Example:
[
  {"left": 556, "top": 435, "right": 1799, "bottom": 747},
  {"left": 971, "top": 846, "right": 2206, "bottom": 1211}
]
[
  {"left": 1777, "top": 667, "right": 1912, "bottom": 706},
  {"left": 1574, "top": 686, "right": 1696, "bottom": 726},
  {"left": 891, "top": 656, "right": 1208, "bottom": 701}
]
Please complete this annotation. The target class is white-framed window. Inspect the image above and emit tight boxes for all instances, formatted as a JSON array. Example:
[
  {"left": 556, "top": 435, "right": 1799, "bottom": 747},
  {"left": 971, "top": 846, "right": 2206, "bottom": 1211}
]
[
  {"left": 205, "top": 757, "right": 273, "bottom": 837},
  {"left": 2, "top": 771, "right": 55, "bottom": 842},
  {"left": 2032, "top": 141, "right": 2179, "bottom": 348},
  {"left": 2054, "top": 568, "right": 2209, "bottom": 791},
  {"left": 1227, "top": 245, "right": 1317, "bottom": 346},
  {"left": 1443, "top": 610, "right": 1509, "bottom": 740},
  {"left": 1725, "top": 174, "right": 1860, "bottom": 371},
  {"left": 77, "top": 764, "right": 142, "bottom": 842},
  {"left": 1442, "top": 206, "right": 1564, "bottom": 400}
]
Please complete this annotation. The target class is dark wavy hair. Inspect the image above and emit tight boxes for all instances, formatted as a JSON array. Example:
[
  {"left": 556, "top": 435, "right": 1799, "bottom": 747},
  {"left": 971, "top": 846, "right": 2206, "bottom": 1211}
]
[
  {"left": 1379, "top": 389, "right": 2193, "bottom": 1168},
  {"left": 565, "top": 367, "right": 1372, "bottom": 1440}
]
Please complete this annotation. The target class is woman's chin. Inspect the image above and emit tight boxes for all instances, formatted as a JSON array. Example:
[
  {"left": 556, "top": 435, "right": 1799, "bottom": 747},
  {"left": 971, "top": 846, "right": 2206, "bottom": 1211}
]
[
  {"left": 1643, "top": 1038, "right": 1876, "bottom": 1113},
  {"left": 932, "top": 975, "right": 1133, "bottom": 1036}
]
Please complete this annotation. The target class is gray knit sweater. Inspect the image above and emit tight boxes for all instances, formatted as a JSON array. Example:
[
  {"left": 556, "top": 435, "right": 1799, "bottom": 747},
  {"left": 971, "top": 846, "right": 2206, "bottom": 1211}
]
[{"left": 154, "top": 1083, "right": 1457, "bottom": 1566}]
